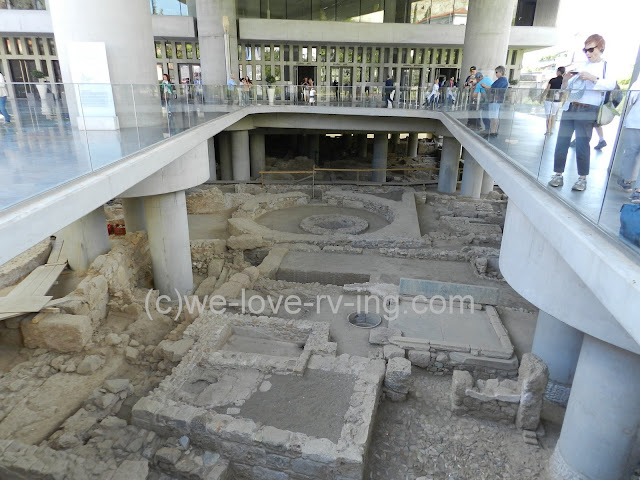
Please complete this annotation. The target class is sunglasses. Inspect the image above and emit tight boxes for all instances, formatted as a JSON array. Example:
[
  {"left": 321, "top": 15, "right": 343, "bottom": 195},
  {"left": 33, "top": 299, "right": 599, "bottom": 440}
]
[{"left": 583, "top": 47, "right": 597, "bottom": 53}]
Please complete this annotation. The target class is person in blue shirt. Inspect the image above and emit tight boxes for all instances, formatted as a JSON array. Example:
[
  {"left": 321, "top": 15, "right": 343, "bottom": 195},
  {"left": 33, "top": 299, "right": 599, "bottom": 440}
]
[
  {"left": 472, "top": 72, "right": 493, "bottom": 132},
  {"left": 487, "top": 66, "right": 509, "bottom": 136}
]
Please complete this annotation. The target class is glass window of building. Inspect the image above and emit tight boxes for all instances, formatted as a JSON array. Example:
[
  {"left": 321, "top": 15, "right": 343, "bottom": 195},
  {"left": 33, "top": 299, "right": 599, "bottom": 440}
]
[
  {"left": 25, "top": 38, "right": 33, "bottom": 55},
  {"left": 320, "top": 46, "right": 326, "bottom": 62},
  {"left": 239, "top": 65, "right": 244, "bottom": 79},
  {"left": 47, "top": 38, "right": 56, "bottom": 55},
  {"left": 36, "top": 37, "right": 44, "bottom": 55},
  {"left": 265, "top": 46, "right": 271, "bottom": 61},
  {"left": 336, "top": 0, "right": 359, "bottom": 21},
  {"left": 261, "top": 0, "right": 286, "bottom": 19},
  {"left": 313, "top": 0, "right": 334, "bottom": 21},
  {"left": 283, "top": 45, "right": 289, "bottom": 61},
  {"left": 274, "top": 46, "right": 280, "bottom": 61},
  {"left": 356, "top": 67, "right": 362, "bottom": 82},
  {"left": 425, "top": 48, "right": 431, "bottom": 63},
  {"left": 15, "top": 38, "right": 23, "bottom": 55},
  {"left": 311, "top": 47, "right": 317, "bottom": 62},
  {"left": 292, "top": 45, "right": 299, "bottom": 61},
  {"left": 246, "top": 64, "right": 253, "bottom": 80},
  {"left": 329, "top": 47, "right": 336, "bottom": 62},
  {"left": 265, "top": 65, "right": 271, "bottom": 78},
  {"left": 453, "top": 49, "right": 459, "bottom": 64},
  {"left": 373, "top": 48, "right": 380, "bottom": 63},
  {"left": 301, "top": 47, "right": 307, "bottom": 61},
  {"left": 186, "top": 43, "right": 193, "bottom": 59},
  {"left": 357, "top": 47, "right": 363, "bottom": 63},
  {"left": 255, "top": 64, "right": 261, "bottom": 80},
  {"left": 287, "top": 0, "right": 311, "bottom": 20},
  {"left": 176, "top": 43, "right": 183, "bottom": 59},
  {"left": 365, "top": 47, "right": 371, "bottom": 63},
  {"left": 3, "top": 38, "right": 11, "bottom": 55},
  {"left": 416, "top": 48, "right": 423, "bottom": 64},
  {"left": 274, "top": 65, "right": 281, "bottom": 81},
  {"left": 373, "top": 67, "right": 379, "bottom": 82},
  {"left": 165, "top": 42, "right": 173, "bottom": 58},
  {"left": 338, "top": 47, "right": 345, "bottom": 62},
  {"left": 511, "top": 50, "right": 518, "bottom": 65},
  {"left": 237, "top": 0, "right": 260, "bottom": 18},
  {"left": 255, "top": 46, "right": 261, "bottom": 60},
  {"left": 320, "top": 66, "right": 326, "bottom": 82},
  {"left": 196, "top": 43, "right": 200, "bottom": 59},
  {"left": 365, "top": 67, "right": 370, "bottom": 82},
  {"left": 245, "top": 45, "right": 252, "bottom": 61},
  {"left": 284, "top": 65, "right": 290, "bottom": 81},
  {"left": 401, "top": 48, "right": 407, "bottom": 64},
  {"left": 384, "top": 48, "right": 390, "bottom": 63},
  {"left": 347, "top": 47, "right": 353, "bottom": 63},
  {"left": 155, "top": 42, "right": 162, "bottom": 59}
]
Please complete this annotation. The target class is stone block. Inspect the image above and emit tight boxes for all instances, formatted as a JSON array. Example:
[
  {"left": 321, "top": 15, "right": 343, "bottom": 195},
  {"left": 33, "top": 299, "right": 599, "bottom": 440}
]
[
  {"left": 252, "top": 466, "right": 288, "bottom": 480},
  {"left": 111, "top": 460, "right": 149, "bottom": 480},
  {"left": 226, "top": 235, "right": 265, "bottom": 250},
  {"left": 195, "top": 276, "right": 218, "bottom": 297},
  {"left": 21, "top": 313, "right": 93, "bottom": 353},
  {"left": 155, "top": 447, "right": 182, "bottom": 466},
  {"left": 516, "top": 353, "right": 549, "bottom": 430},
  {"left": 207, "top": 258, "right": 225, "bottom": 278},
  {"left": 213, "top": 281, "right": 243, "bottom": 300},
  {"left": 161, "top": 338, "right": 195, "bottom": 362},
  {"left": 125, "top": 346, "right": 139, "bottom": 361},
  {"left": 104, "top": 379, "right": 130, "bottom": 394},
  {"left": 384, "top": 357, "right": 412, "bottom": 394},
  {"left": 228, "top": 272, "right": 252, "bottom": 289},
  {"left": 261, "top": 426, "right": 291, "bottom": 448},
  {"left": 385, "top": 389, "right": 407, "bottom": 402},
  {"left": 76, "top": 355, "right": 104, "bottom": 375},
  {"left": 369, "top": 327, "right": 402, "bottom": 345},
  {"left": 450, "top": 370, "right": 473, "bottom": 407},
  {"left": 257, "top": 247, "right": 289, "bottom": 279},
  {"left": 407, "top": 350, "right": 431, "bottom": 368},
  {"left": 383, "top": 345, "right": 405, "bottom": 360}
]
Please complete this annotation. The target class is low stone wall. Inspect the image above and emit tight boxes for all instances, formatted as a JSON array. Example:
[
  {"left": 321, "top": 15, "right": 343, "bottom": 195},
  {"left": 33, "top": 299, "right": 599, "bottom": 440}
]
[
  {"left": 190, "top": 239, "right": 228, "bottom": 276},
  {"left": 186, "top": 186, "right": 254, "bottom": 214},
  {"left": 231, "top": 192, "right": 309, "bottom": 220},
  {"left": 450, "top": 353, "right": 549, "bottom": 429}
]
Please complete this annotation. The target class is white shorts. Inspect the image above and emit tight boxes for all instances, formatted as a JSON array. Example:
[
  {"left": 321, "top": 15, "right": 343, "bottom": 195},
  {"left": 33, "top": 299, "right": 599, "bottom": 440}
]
[{"left": 544, "top": 101, "right": 561, "bottom": 116}]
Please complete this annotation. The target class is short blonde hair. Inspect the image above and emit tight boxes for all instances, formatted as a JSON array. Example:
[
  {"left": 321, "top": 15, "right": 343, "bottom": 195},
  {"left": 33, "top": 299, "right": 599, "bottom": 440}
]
[{"left": 585, "top": 34, "right": 605, "bottom": 52}]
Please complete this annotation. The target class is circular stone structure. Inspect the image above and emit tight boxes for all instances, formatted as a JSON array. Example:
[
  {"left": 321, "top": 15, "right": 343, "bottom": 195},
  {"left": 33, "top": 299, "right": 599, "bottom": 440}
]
[
  {"left": 348, "top": 312, "right": 382, "bottom": 329},
  {"left": 299, "top": 214, "right": 369, "bottom": 235}
]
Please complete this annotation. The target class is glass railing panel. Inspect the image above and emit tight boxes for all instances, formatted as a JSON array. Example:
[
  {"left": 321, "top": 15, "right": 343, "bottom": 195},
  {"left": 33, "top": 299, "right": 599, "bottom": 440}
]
[{"left": 598, "top": 89, "right": 639, "bottom": 254}]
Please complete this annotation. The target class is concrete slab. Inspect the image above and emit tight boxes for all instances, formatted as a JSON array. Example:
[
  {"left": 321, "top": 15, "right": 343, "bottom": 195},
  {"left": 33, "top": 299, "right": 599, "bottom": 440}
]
[{"left": 398, "top": 278, "right": 500, "bottom": 305}]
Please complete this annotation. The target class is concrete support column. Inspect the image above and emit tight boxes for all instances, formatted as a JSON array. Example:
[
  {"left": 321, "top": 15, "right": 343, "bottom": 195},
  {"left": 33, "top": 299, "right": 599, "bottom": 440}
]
[
  {"left": 207, "top": 137, "right": 217, "bottom": 182},
  {"left": 462, "top": 0, "right": 517, "bottom": 79},
  {"left": 231, "top": 130, "right": 250, "bottom": 181},
  {"left": 550, "top": 335, "right": 640, "bottom": 480},
  {"left": 372, "top": 134, "right": 388, "bottom": 183},
  {"left": 390, "top": 133, "right": 400, "bottom": 152},
  {"left": 143, "top": 191, "right": 193, "bottom": 296},
  {"left": 217, "top": 132, "right": 232, "bottom": 181},
  {"left": 531, "top": 310, "right": 583, "bottom": 406},
  {"left": 407, "top": 133, "right": 419, "bottom": 158},
  {"left": 48, "top": 0, "right": 159, "bottom": 128},
  {"left": 438, "top": 136, "right": 461, "bottom": 194},
  {"left": 121, "top": 198, "right": 146, "bottom": 233},
  {"left": 357, "top": 134, "right": 368, "bottom": 158},
  {"left": 60, "top": 207, "right": 111, "bottom": 272},
  {"left": 459, "top": 150, "right": 483, "bottom": 198},
  {"left": 480, "top": 171, "right": 494, "bottom": 195},
  {"left": 308, "top": 134, "right": 320, "bottom": 164},
  {"left": 249, "top": 133, "right": 265, "bottom": 179},
  {"left": 195, "top": 0, "right": 238, "bottom": 85}
]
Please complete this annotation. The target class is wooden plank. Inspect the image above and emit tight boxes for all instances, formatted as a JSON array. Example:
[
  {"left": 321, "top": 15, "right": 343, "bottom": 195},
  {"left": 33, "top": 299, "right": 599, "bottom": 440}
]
[
  {"left": 0, "top": 296, "right": 53, "bottom": 313},
  {"left": 9, "top": 264, "right": 65, "bottom": 297},
  {"left": 47, "top": 238, "right": 64, "bottom": 264},
  {"left": 31, "top": 311, "right": 50, "bottom": 324}
]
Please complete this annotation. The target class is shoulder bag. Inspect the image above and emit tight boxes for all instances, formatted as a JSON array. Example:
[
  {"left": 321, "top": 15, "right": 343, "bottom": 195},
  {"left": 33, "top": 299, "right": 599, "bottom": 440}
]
[{"left": 597, "top": 62, "right": 620, "bottom": 126}]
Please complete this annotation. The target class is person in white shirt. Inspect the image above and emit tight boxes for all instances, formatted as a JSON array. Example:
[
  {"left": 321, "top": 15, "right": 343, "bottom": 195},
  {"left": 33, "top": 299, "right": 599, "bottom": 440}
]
[
  {"left": 616, "top": 79, "right": 640, "bottom": 203},
  {"left": 0, "top": 71, "right": 10, "bottom": 123},
  {"left": 548, "top": 34, "right": 617, "bottom": 191}
]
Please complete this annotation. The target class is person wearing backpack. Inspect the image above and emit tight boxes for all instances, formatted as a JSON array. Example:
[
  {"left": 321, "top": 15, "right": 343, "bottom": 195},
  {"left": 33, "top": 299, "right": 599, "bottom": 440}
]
[{"left": 161, "top": 73, "right": 174, "bottom": 115}]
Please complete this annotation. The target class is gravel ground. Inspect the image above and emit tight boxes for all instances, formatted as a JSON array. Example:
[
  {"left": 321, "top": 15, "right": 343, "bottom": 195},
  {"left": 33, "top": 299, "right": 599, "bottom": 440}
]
[{"left": 366, "top": 369, "right": 557, "bottom": 480}]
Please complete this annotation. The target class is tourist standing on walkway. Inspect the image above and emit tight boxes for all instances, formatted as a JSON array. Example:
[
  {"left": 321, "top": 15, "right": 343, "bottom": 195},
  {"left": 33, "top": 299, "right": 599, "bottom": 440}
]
[
  {"left": 0, "top": 71, "right": 11, "bottom": 123},
  {"left": 463, "top": 66, "right": 476, "bottom": 87},
  {"left": 227, "top": 75, "right": 237, "bottom": 104},
  {"left": 616, "top": 79, "right": 640, "bottom": 203},
  {"left": 161, "top": 73, "right": 174, "bottom": 115},
  {"left": 549, "top": 34, "right": 616, "bottom": 192},
  {"left": 488, "top": 66, "right": 509, "bottom": 136},
  {"left": 384, "top": 75, "right": 394, "bottom": 107},
  {"left": 472, "top": 72, "right": 493, "bottom": 132},
  {"left": 540, "top": 67, "right": 565, "bottom": 136}
]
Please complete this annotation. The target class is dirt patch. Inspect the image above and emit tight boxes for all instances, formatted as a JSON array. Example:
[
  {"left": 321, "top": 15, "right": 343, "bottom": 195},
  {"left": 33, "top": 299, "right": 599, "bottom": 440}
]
[{"left": 239, "top": 369, "right": 356, "bottom": 442}]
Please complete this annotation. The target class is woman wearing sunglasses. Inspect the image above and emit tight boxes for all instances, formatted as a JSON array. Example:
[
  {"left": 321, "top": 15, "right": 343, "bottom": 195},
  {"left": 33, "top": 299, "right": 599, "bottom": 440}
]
[{"left": 548, "top": 34, "right": 617, "bottom": 191}]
